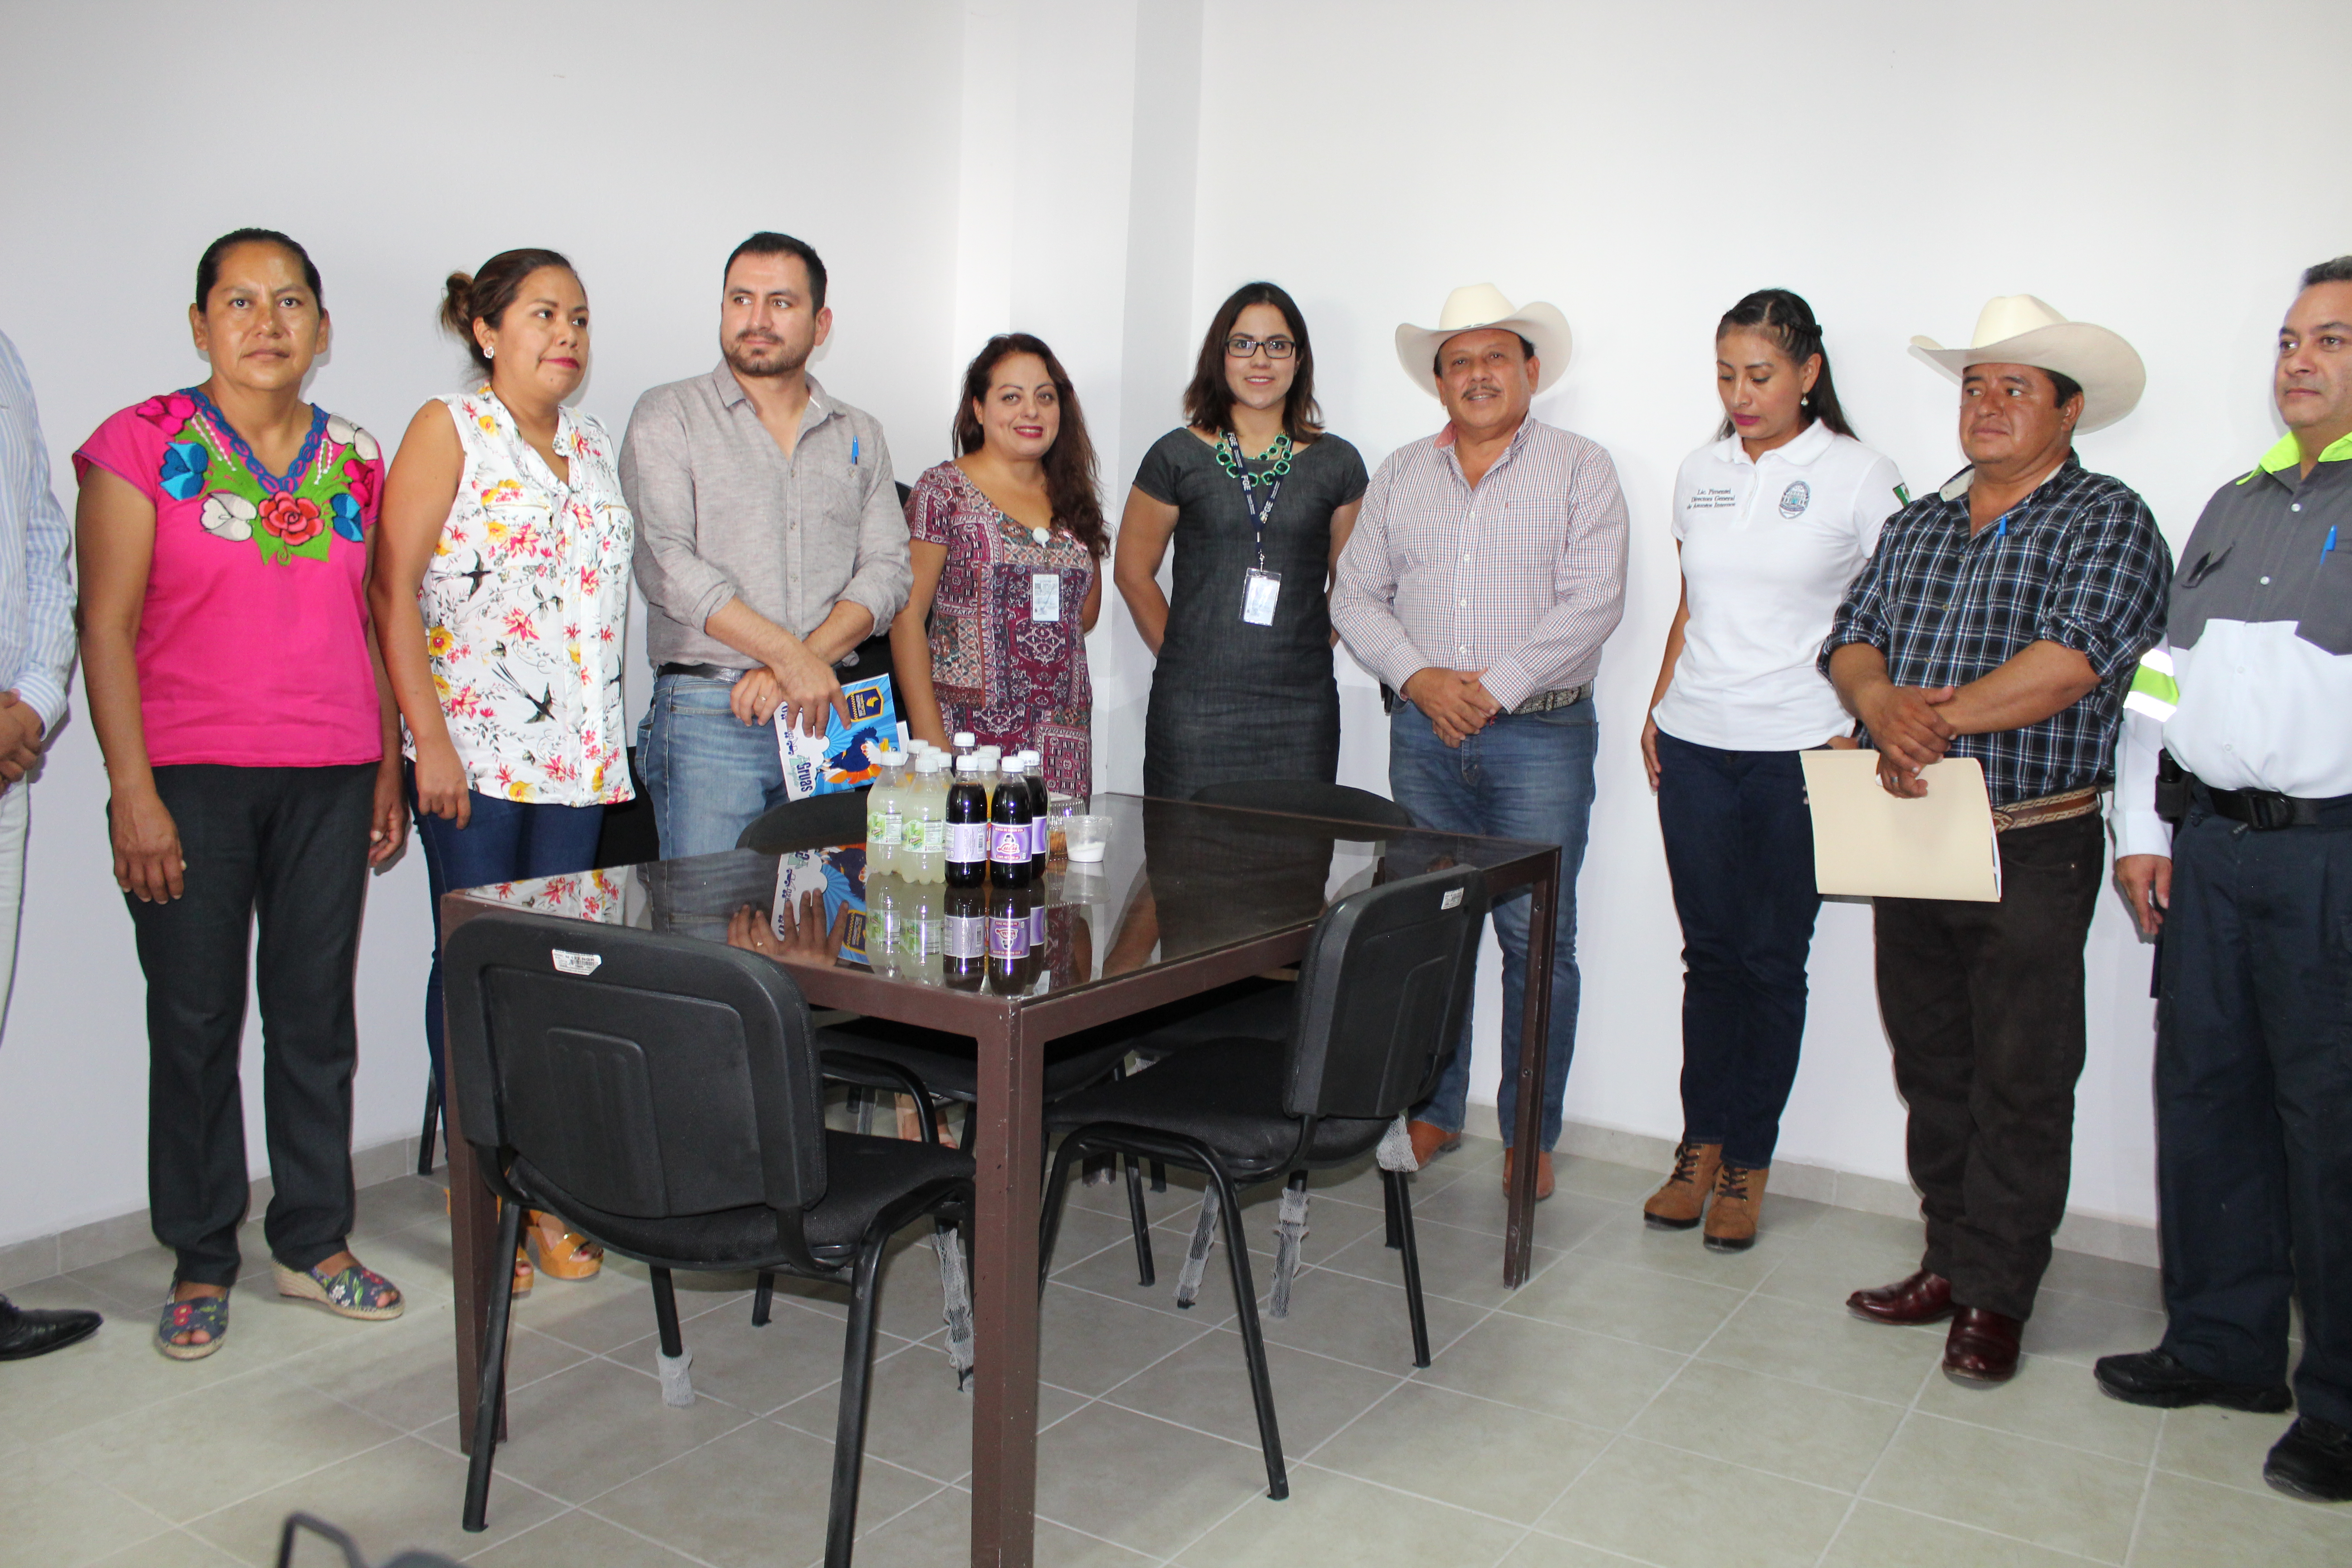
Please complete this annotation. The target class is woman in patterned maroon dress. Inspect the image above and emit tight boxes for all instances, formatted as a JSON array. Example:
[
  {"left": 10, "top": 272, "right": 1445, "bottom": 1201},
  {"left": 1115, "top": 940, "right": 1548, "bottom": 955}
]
[{"left": 891, "top": 333, "right": 1107, "bottom": 797}]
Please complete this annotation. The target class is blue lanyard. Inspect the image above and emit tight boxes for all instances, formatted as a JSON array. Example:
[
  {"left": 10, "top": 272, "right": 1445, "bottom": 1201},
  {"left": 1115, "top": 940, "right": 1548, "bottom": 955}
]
[{"left": 1219, "top": 431, "right": 1283, "bottom": 571}]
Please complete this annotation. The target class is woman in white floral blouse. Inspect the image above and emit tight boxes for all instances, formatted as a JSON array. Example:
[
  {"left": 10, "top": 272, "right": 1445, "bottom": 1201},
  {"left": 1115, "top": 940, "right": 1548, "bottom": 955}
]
[{"left": 370, "top": 247, "right": 634, "bottom": 1288}]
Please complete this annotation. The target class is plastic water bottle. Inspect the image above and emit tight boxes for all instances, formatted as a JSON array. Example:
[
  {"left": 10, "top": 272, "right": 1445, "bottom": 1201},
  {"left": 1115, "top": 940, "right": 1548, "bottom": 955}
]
[{"left": 867, "top": 748, "right": 906, "bottom": 871}]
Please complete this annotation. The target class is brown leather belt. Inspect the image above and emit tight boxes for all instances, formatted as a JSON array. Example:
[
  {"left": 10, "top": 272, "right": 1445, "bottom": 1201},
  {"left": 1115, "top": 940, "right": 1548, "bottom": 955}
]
[{"left": 1989, "top": 786, "right": 2102, "bottom": 834}]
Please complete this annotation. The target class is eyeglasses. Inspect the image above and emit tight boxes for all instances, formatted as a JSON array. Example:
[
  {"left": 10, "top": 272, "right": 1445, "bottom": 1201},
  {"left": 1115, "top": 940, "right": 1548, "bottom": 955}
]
[{"left": 1225, "top": 335, "right": 1297, "bottom": 360}]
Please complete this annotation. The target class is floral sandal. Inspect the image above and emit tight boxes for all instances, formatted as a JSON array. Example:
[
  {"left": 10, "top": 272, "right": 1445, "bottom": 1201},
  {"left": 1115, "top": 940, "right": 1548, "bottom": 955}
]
[
  {"left": 155, "top": 1292, "right": 231, "bottom": 1361},
  {"left": 272, "top": 1259, "right": 405, "bottom": 1321}
]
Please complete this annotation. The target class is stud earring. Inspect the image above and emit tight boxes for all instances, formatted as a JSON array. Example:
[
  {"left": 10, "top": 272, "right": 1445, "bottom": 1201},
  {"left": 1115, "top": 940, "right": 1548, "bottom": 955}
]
[
  {"left": 485, "top": 346, "right": 495, "bottom": 359},
  {"left": 1801, "top": 394, "right": 1811, "bottom": 407}
]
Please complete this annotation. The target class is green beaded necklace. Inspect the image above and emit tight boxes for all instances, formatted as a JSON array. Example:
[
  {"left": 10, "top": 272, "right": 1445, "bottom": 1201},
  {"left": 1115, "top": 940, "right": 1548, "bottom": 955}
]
[{"left": 1215, "top": 430, "right": 1293, "bottom": 483}]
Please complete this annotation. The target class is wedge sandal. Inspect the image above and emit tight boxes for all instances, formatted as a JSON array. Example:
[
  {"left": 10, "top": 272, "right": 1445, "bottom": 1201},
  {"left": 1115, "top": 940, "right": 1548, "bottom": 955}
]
[
  {"left": 273, "top": 1259, "right": 404, "bottom": 1321},
  {"left": 155, "top": 1293, "right": 230, "bottom": 1361}
]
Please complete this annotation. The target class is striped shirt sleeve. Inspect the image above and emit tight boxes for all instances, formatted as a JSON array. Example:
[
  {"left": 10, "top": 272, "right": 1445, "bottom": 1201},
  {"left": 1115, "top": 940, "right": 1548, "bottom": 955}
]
[{"left": 0, "top": 333, "right": 76, "bottom": 731}]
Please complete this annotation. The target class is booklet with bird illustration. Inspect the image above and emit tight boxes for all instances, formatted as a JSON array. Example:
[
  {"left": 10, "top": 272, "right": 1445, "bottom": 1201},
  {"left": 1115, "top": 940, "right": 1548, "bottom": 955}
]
[{"left": 775, "top": 673, "right": 897, "bottom": 800}]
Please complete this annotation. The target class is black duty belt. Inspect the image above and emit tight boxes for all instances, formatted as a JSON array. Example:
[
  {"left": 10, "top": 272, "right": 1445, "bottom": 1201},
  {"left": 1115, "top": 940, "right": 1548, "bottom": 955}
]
[{"left": 2188, "top": 776, "right": 2352, "bottom": 831}]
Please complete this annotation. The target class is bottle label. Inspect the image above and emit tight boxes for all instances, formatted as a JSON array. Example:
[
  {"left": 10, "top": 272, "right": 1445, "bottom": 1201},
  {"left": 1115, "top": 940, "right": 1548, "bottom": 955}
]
[
  {"left": 1030, "top": 814, "right": 1047, "bottom": 858},
  {"left": 945, "top": 914, "right": 985, "bottom": 960},
  {"left": 920, "top": 817, "right": 946, "bottom": 853},
  {"left": 988, "top": 914, "right": 1026, "bottom": 960},
  {"left": 989, "top": 822, "right": 1029, "bottom": 864},
  {"left": 946, "top": 821, "right": 988, "bottom": 864},
  {"left": 869, "top": 806, "right": 902, "bottom": 847},
  {"left": 1030, "top": 902, "right": 1047, "bottom": 946}
]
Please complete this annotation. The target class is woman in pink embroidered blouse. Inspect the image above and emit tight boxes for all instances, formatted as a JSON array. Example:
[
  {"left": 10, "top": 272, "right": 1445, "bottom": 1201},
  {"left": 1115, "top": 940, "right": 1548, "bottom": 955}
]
[
  {"left": 891, "top": 334, "right": 1107, "bottom": 798},
  {"left": 75, "top": 229, "right": 409, "bottom": 1358}
]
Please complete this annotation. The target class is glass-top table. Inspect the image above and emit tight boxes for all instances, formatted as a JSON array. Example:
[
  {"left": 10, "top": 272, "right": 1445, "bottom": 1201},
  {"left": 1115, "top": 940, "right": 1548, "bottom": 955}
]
[{"left": 438, "top": 793, "right": 1563, "bottom": 1568}]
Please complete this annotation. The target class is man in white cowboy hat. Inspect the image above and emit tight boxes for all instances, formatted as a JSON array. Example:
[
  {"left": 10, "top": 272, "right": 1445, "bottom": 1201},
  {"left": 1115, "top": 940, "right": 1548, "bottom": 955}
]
[
  {"left": 1331, "top": 283, "right": 1628, "bottom": 1200},
  {"left": 1821, "top": 295, "right": 2170, "bottom": 1385},
  {"left": 2094, "top": 256, "right": 2352, "bottom": 1504}
]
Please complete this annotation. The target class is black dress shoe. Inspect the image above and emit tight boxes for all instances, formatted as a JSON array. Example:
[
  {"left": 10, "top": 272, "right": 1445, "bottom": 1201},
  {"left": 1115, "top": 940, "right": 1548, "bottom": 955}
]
[
  {"left": 1942, "top": 1307, "right": 2023, "bottom": 1385},
  {"left": 2265, "top": 1417, "right": 2352, "bottom": 1504},
  {"left": 0, "top": 1294, "right": 103, "bottom": 1360},
  {"left": 1847, "top": 1269, "right": 1953, "bottom": 1326},
  {"left": 2094, "top": 1348, "right": 2292, "bottom": 1412}
]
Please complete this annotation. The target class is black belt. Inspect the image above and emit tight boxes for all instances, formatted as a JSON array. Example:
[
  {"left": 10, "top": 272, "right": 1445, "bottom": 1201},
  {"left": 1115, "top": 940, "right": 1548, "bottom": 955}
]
[
  {"left": 657, "top": 662, "right": 743, "bottom": 681},
  {"left": 2188, "top": 776, "right": 2352, "bottom": 831}
]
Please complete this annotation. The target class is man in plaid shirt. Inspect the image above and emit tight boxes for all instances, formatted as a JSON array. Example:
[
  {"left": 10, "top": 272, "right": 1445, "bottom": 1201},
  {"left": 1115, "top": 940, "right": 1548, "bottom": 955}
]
[
  {"left": 1822, "top": 297, "right": 2169, "bottom": 1386},
  {"left": 1333, "top": 285, "right": 1628, "bottom": 1201}
]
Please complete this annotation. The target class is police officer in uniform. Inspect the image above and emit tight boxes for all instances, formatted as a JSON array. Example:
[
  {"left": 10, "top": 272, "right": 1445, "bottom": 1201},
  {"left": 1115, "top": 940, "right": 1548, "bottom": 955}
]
[{"left": 2097, "top": 255, "right": 2352, "bottom": 1504}]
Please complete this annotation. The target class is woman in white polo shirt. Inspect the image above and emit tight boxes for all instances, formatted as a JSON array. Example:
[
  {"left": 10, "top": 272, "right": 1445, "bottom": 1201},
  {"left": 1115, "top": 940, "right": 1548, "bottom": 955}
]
[{"left": 1637, "top": 288, "right": 1905, "bottom": 1251}]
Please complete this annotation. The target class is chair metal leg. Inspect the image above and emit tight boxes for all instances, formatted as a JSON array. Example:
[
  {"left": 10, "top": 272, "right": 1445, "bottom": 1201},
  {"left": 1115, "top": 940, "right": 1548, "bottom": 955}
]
[
  {"left": 1037, "top": 1135, "right": 1087, "bottom": 1294},
  {"left": 824, "top": 1234, "right": 892, "bottom": 1568},
  {"left": 1150, "top": 1158, "right": 1167, "bottom": 1193},
  {"left": 417, "top": 1077, "right": 441, "bottom": 1176},
  {"left": 1385, "top": 1168, "right": 1431, "bottom": 1368},
  {"left": 1122, "top": 1156, "right": 1156, "bottom": 1287},
  {"left": 956, "top": 1105, "right": 977, "bottom": 1153},
  {"left": 751, "top": 1271, "right": 774, "bottom": 1327},
  {"left": 1206, "top": 1159, "right": 1288, "bottom": 1500},
  {"left": 651, "top": 1267, "right": 684, "bottom": 1358},
  {"left": 461, "top": 1197, "right": 525, "bottom": 1531},
  {"left": 1382, "top": 1166, "right": 1403, "bottom": 1250},
  {"left": 850, "top": 1084, "right": 875, "bottom": 1136}
]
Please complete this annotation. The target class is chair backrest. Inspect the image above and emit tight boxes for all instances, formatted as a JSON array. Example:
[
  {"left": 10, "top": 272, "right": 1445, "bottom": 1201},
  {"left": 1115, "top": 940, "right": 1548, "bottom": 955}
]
[
  {"left": 1283, "top": 865, "right": 1487, "bottom": 1122},
  {"left": 735, "top": 788, "right": 871, "bottom": 855},
  {"left": 1189, "top": 779, "right": 1416, "bottom": 831},
  {"left": 442, "top": 910, "right": 830, "bottom": 1257}
]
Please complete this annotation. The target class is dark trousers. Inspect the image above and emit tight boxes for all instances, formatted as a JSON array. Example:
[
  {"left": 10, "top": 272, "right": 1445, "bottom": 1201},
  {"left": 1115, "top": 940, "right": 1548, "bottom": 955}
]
[
  {"left": 409, "top": 765, "right": 604, "bottom": 1096},
  {"left": 126, "top": 764, "right": 376, "bottom": 1287},
  {"left": 1654, "top": 731, "right": 1821, "bottom": 1169},
  {"left": 2155, "top": 795, "right": 2352, "bottom": 1428},
  {"left": 1872, "top": 812, "right": 2102, "bottom": 1321}
]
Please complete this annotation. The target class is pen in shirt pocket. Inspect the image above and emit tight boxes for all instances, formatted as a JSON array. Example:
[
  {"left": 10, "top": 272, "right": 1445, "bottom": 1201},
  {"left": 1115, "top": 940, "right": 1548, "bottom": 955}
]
[
  {"left": 2324, "top": 524, "right": 2337, "bottom": 563},
  {"left": 851, "top": 437, "right": 860, "bottom": 467}
]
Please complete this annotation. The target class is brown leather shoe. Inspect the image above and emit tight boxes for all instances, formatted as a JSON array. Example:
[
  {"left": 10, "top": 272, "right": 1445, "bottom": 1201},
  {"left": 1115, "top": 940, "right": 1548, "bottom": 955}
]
[
  {"left": 1942, "top": 1306, "right": 2023, "bottom": 1384},
  {"left": 1406, "top": 1120, "right": 1461, "bottom": 1169},
  {"left": 1847, "top": 1269, "right": 1953, "bottom": 1325},
  {"left": 1502, "top": 1148, "right": 1554, "bottom": 1200},
  {"left": 1642, "top": 1141, "right": 1721, "bottom": 1231},
  {"left": 1702, "top": 1162, "right": 1766, "bottom": 1252}
]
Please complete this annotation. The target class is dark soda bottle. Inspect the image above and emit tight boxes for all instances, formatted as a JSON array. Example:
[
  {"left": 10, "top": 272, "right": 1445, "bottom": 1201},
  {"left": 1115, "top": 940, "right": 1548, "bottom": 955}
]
[
  {"left": 943, "top": 883, "right": 985, "bottom": 990},
  {"left": 989, "top": 758, "right": 1033, "bottom": 887},
  {"left": 1020, "top": 750, "right": 1050, "bottom": 872},
  {"left": 945, "top": 755, "right": 989, "bottom": 887},
  {"left": 988, "top": 882, "right": 1035, "bottom": 992}
]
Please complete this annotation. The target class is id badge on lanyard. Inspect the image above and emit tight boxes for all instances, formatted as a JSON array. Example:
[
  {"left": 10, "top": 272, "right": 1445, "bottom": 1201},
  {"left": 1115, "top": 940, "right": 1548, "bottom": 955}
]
[
  {"left": 1030, "top": 571, "right": 1061, "bottom": 623},
  {"left": 1222, "top": 430, "right": 1284, "bottom": 627}
]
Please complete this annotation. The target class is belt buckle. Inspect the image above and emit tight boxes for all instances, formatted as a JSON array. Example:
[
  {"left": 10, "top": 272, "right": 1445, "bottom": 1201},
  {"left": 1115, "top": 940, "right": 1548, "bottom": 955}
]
[{"left": 2243, "top": 791, "right": 2296, "bottom": 831}]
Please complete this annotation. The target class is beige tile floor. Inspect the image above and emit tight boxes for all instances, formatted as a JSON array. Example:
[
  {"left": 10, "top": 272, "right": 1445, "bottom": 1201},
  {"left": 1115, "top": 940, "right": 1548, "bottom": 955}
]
[{"left": 4, "top": 1134, "right": 2347, "bottom": 1568}]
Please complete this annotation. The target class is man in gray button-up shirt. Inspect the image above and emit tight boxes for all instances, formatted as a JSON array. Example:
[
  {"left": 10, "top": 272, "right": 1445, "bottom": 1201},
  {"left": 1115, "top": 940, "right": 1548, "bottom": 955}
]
[{"left": 622, "top": 232, "right": 911, "bottom": 858}]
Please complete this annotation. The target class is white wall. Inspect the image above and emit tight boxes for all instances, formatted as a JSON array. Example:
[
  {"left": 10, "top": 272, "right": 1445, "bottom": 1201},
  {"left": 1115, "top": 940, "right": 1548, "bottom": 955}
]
[{"left": 4, "top": 0, "right": 2342, "bottom": 1250}]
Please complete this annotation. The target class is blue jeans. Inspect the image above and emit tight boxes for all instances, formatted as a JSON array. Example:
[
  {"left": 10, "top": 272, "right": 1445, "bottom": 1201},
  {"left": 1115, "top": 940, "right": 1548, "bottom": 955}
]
[
  {"left": 411, "top": 767, "right": 603, "bottom": 1094},
  {"left": 638, "top": 671, "right": 789, "bottom": 859},
  {"left": 1389, "top": 699, "right": 1595, "bottom": 1150},
  {"left": 1653, "top": 730, "right": 1820, "bottom": 1169}
]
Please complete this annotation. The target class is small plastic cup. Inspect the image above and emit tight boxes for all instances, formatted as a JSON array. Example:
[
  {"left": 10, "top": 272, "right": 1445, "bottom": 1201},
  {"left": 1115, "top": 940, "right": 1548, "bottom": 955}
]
[{"left": 1064, "top": 814, "right": 1110, "bottom": 862}]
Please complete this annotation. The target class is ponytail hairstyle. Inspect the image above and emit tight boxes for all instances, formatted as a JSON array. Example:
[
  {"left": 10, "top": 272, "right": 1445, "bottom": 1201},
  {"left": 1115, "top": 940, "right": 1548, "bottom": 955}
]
[
  {"left": 1714, "top": 288, "right": 1855, "bottom": 441},
  {"left": 952, "top": 333, "right": 1109, "bottom": 560},
  {"left": 439, "top": 248, "right": 576, "bottom": 376}
]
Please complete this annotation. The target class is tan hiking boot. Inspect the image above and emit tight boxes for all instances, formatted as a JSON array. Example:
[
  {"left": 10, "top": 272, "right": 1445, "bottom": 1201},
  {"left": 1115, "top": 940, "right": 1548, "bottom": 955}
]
[
  {"left": 1642, "top": 1141, "right": 1721, "bottom": 1231},
  {"left": 1703, "top": 1161, "right": 1767, "bottom": 1252}
]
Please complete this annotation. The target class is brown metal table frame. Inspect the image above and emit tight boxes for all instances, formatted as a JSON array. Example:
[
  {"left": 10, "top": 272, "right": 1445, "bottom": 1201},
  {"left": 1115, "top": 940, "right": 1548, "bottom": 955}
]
[{"left": 440, "top": 800, "right": 1560, "bottom": 1568}]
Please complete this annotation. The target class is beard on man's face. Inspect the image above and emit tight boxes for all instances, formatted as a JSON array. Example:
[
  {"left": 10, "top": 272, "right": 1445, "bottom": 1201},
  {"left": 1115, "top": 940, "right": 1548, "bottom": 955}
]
[{"left": 723, "top": 332, "right": 809, "bottom": 380}]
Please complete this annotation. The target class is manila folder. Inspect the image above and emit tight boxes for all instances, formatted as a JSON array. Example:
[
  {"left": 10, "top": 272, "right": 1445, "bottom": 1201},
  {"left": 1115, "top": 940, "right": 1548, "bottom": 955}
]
[{"left": 1798, "top": 750, "right": 2002, "bottom": 902}]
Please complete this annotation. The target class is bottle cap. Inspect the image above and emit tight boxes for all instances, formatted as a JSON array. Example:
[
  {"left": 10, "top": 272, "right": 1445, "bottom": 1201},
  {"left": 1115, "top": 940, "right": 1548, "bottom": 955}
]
[
  {"left": 920, "top": 754, "right": 945, "bottom": 772},
  {"left": 956, "top": 755, "right": 982, "bottom": 772},
  {"left": 1001, "top": 759, "right": 1024, "bottom": 776},
  {"left": 953, "top": 732, "right": 976, "bottom": 749}
]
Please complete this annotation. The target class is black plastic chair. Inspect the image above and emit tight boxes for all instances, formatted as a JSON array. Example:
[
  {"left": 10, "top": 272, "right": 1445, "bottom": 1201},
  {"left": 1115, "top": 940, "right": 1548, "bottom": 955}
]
[
  {"left": 735, "top": 788, "right": 872, "bottom": 856},
  {"left": 442, "top": 910, "right": 973, "bottom": 1568},
  {"left": 1036, "top": 864, "right": 1487, "bottom": 1499}
]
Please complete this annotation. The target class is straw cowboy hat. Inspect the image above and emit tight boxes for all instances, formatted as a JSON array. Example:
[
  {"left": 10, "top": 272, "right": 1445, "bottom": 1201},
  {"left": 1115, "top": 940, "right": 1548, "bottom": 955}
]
[
  {"left": 1909, "top": 294, "right": 2146, "bottom": 432},
  {"left": 1394, "top": 284, "right": 1573, "bottom": 396}
]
